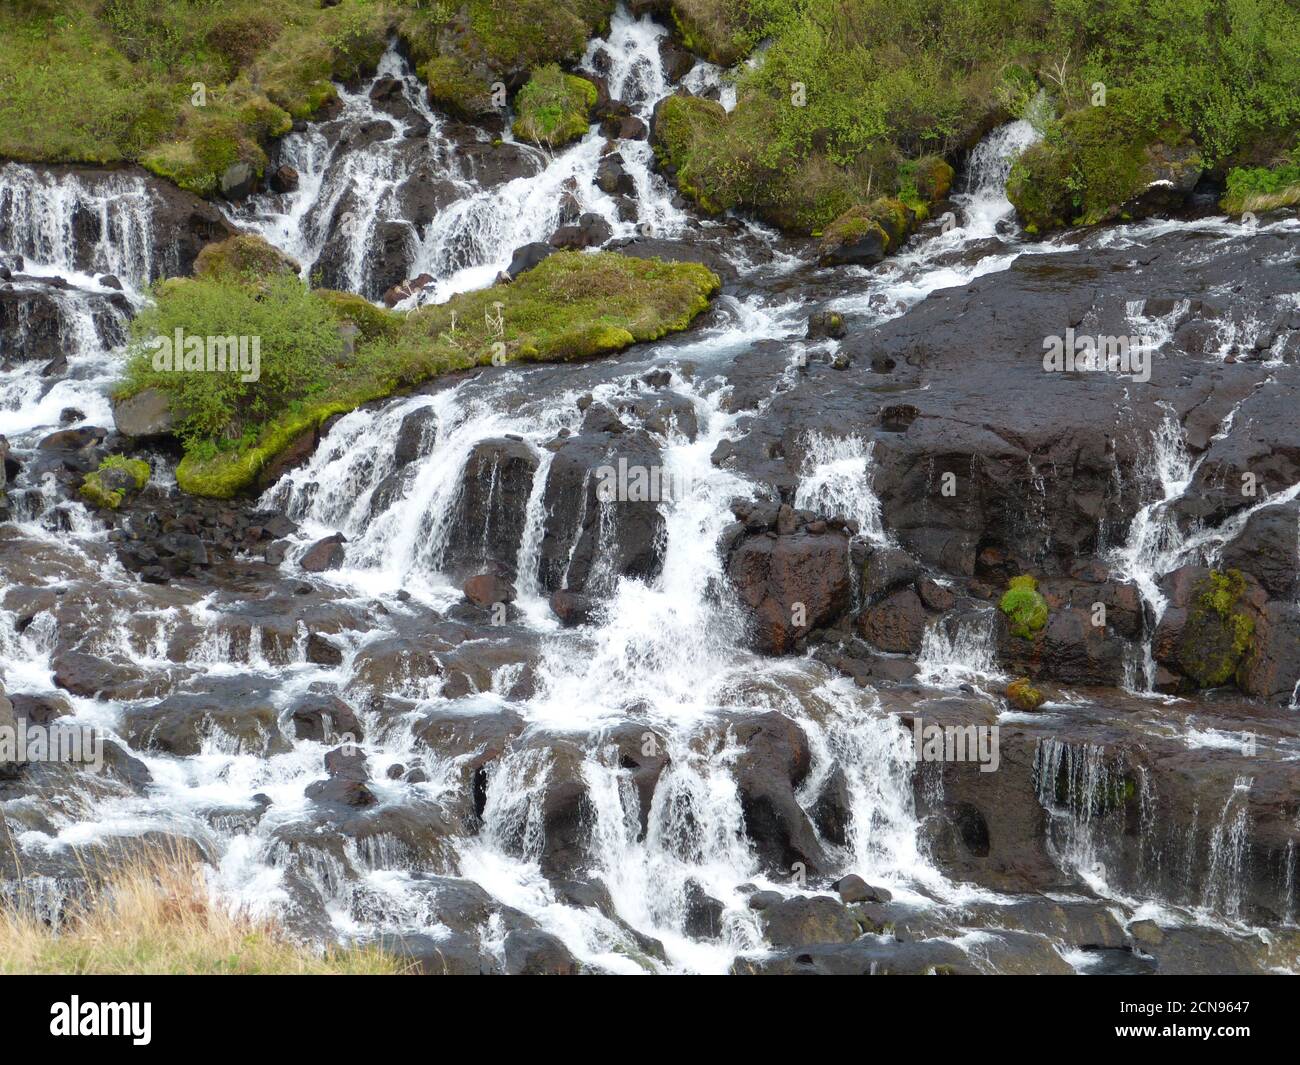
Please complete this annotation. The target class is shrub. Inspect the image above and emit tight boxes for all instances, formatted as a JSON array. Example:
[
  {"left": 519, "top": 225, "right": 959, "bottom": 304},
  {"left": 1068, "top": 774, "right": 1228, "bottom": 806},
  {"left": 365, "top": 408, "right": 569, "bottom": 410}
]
[{"left": 120, "top": 274, "right": 342, "bottom": 448}]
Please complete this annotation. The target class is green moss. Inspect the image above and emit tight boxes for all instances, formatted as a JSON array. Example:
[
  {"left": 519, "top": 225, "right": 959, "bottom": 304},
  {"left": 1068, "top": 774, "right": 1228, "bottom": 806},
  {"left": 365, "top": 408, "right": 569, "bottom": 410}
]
[
  {"left": 1006, "top": 677, "right": 1045, "bottom": 711},
  {"left": 193, "top": 234, "right": 301, "bottom": 285},
  {"left": 137, "top": 252, "right": 719, "bottom": 498},
  {"left": 898, "top": 155, "right": 954, "bottom": 216},
  {"left": 316, "top": 290, "right": 403, "bottom": 341},
  {"left": 419, "top": 55, "right": 497, "bottom": 121},
  {"left": 405, "top": 0, "right": 613, "bottom": 119},
  {"left": 999, "top": 574, "right": 1048, "bottom": 640},
  {"left": 511, "top": 65, "right": 597, "bottom": 146},
  {"left": 1007, "top": 93, "right": 1202, "bottom": 232},
  {"left": 1178, "top": 569, "right": 1256, "bottom": 688},
  {"left": 80, "top": 454, "right": 151, "bottom": 509}
]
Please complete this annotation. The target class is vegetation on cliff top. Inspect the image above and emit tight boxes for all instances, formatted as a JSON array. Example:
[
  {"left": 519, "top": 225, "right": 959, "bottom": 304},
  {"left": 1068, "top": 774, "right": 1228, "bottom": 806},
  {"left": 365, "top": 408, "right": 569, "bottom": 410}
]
[
  {"left": 0, "top": 0, "right": 618, "bottom": 193},
  {"left": 0, "top": 0, "right": 395, "bottom": 195},
  {"left": 116, "top": 242, "right": 720, "bottom": 497},
  {"left": 653, "top": 0, "right": 1300, "bottom": 233}
]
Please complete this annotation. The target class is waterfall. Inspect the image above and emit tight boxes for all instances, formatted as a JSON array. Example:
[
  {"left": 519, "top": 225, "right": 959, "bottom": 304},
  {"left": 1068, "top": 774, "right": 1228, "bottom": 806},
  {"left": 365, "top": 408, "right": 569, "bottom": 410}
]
[
  {"left": 2, "top": 4, "right": 1296, "bottom": 976},
  {"left": 956, "top": 117, "right": 1041, "bottom": 237},
  {"left": 0, "top": 163, "right": 158, "bottom": 287},
  {"left": 1034, "top": 738, "right": 1126, "bottom": 893},
  {"left": 794, "top": 432, "right": 891, "bottom": 546}
]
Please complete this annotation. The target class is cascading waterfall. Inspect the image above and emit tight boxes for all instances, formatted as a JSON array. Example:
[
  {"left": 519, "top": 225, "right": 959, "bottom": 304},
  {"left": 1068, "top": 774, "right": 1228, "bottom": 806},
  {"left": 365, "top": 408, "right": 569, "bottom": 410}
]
[
  {"left": 1109, "top": 404, "right": 1300, "bottom": 691},
  {"left": 0, "top": 162, "right": 158, "bottom": 286},
  {"left": 3, "top": 4, "right": 1297, "bottom": 975}
]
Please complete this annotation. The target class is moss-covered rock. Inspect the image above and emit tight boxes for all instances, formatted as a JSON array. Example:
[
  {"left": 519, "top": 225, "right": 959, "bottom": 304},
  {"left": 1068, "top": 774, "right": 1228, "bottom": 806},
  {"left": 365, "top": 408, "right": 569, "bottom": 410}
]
[
  {"left": 80, "top": 454, "right": 151, "bottom": 510},
  {"left": 1007, "top": 98, "right": 1202, "bottom": 233},
  {"left": 511, "top": 65, "right": 597, "bottom": 146},
  {"left": 999, "top": 575, "right": 1049, "bottom": 640},
  {"left": 193, "top": 234, "right": 301, "bottom": 284},
  {"left": 403, "top": 0, "right": 614, "bottom": 120},
  {"left": 899, "top": 155, "right": 955, "bottom": 218},
  {"left": 1006, "top": 677, "right": 1046, "bottom": 711},
  {"left": 0, "top": 1, "right": 389, "bottom": 197},
  {"left": 670, "top": 0, "right": 763, "bottom": 66},
  {"left": 817, "top": 199, "right": 915, "bottom": 266},
  {"left": 1176, "top": 569, "right": 1257, "bottom": 688},
  {"left": 651, "top": 94, "right": 741, "bottom": 215}
]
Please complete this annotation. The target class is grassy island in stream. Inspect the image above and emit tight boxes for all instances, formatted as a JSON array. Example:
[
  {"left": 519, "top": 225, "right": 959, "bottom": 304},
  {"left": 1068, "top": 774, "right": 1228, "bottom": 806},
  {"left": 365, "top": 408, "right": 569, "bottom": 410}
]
[{"left": 114, "top": 245, "right": 721, "bottom": 498}]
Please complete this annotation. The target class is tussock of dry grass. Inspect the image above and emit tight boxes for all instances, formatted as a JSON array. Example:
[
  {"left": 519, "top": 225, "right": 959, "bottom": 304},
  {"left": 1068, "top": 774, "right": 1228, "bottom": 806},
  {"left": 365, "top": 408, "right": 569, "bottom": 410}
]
[{"left": 0, "top": 843, "right": 406, "bottom": 975}]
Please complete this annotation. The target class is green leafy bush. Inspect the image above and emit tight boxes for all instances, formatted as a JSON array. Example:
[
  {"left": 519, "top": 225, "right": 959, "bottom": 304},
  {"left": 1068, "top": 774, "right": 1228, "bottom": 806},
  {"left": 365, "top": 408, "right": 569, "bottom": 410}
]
[{"left": 120, "top": 274, "right": 343, "bottom": 448}]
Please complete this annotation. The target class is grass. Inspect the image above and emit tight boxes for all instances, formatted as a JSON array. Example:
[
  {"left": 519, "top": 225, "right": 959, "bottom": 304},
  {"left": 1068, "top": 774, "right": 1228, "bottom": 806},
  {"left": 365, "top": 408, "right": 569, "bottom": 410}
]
[
  {"left": 115, "top": 247, "right": 720, "bottom": 498},
  {"left": 404, "top": 0, "right": 614, "bottom": 118},
  {"left": 0, "top": 843, "right": 405, "bottom": 975},
  {"left": 0, "top": 0, "right": 394, "bottom": 195},
  {"left": 1222, "top": 145, "right": 1300, "bottom": 214}
]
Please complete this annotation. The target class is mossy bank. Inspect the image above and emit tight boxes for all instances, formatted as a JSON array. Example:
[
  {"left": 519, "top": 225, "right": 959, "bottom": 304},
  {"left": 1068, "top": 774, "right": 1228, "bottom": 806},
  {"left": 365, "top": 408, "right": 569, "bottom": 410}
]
[{"left": 113, "top": 238, "right": 721, "bottom": 498}]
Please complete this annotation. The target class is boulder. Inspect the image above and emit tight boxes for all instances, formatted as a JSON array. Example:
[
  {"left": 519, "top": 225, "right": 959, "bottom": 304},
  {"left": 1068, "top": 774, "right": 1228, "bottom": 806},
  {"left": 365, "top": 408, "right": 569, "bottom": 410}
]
[{"left": 300, "top": 534, "right": 347, "bottom": 573}]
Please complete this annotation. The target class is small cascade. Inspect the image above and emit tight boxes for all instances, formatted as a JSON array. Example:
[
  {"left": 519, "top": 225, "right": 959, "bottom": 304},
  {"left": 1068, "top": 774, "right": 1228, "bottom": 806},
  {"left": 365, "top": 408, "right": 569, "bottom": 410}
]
[
  {"left": 0, "top": 163, "right": 158, "bottom": 286},
  {"left": 225, "top": 46, "right": 470, "bottom": 299},
  {"left": 1034, "top": 738, "right": 1128, "bottom": 892},
  {"left": 230, "top": 10, "right": 690, "bottom": 306},
  {"left": 1108, "top": 410, "right": 1195, "bottom": 688},
  {"left": 793, "top": 432, "right": 891, "bottom": 546},
  {"left": 1200, "top": 776, "right": 1252, "bottom": 920},
  {"left": 955, "top": 116, "right": 1041, "bottom": 237},
  {"left": 1109, "top": 406, "right": 1300, "bottom": 691},
  {"left": 915, "top": 610, "right": 1001, "bottom": 687}
]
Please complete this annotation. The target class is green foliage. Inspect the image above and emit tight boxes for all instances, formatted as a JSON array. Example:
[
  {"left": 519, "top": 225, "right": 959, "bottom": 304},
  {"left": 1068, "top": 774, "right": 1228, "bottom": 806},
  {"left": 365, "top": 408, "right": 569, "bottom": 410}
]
[
  {"left": 651, "top": 0, "right": 1300, "bottom": 235},
  {"left": 137, "top": 252, "right": 718, "bottom": 497},
  {"left": 999, "top": 574, "right": 1049, "bottom": 640},
  {"left": 512, "top": 65, "right": 597, "bottom": 146},
  {"left": 120, "top": 274, "right": 343, "bottom": 449},
  {"left": 0, "top": 1, "right": 393, "bottom": 186},
  {"left": 403, "top": 0, "right": 613, "bottom": 115},
  {"left": 1222, "top": 145, "right": 1300, "bottom": 213},
  {"left": 1178, "top": 569, "right": 1256, "bottom": 688}
]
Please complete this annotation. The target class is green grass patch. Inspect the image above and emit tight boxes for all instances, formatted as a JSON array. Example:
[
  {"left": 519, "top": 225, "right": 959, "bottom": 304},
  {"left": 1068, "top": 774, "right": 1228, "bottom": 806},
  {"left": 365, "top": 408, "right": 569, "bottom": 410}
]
[
  {"left": 0, "top": 0, "right": 394, "bottom": 194},
  {"left": 1222, "top": 145, "right": 1300, "bottom": 214}
]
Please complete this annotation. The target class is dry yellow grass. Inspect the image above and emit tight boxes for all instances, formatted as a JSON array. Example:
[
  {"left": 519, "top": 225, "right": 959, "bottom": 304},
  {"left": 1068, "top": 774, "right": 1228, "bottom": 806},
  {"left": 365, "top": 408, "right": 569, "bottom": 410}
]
[{"left": 0, "top": 842, "right": 407, "bottom": 975}]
